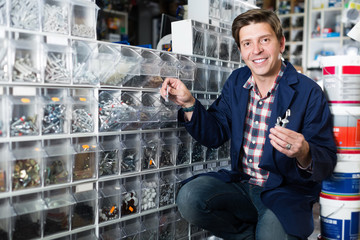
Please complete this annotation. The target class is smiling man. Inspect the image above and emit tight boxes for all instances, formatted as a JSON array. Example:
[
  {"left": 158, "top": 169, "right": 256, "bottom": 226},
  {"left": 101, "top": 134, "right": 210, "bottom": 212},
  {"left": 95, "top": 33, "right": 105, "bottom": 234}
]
[{"left": 160, "top": 9, "right": 337, "bottom": 240}]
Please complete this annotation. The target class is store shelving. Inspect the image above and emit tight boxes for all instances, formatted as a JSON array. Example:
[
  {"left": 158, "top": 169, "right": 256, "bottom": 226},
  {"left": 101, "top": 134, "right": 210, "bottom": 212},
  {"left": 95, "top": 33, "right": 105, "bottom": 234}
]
[
  {"left": 0, "top": 0, "right": 234, "bottom": 239},
  {"left": 306, "top": 0, "right": 359, "bottom": 69},
  {"left": 276, "top": 0, "right": 307, "bottom": 68}
]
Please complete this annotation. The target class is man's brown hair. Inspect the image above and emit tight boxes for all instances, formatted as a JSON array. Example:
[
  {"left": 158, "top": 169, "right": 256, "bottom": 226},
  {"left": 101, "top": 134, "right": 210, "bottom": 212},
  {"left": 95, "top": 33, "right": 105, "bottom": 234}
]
[{"left": 232, "top": 9, "right": 284, "bottom": 48}]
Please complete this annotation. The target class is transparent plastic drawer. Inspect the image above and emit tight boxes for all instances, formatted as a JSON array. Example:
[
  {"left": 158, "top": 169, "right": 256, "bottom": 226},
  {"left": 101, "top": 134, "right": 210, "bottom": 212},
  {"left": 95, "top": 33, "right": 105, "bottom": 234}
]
[
  {"left": 44, "top": 43, "right": 71, "bottom": 84},
  {"left": 99, "top": 90, "right": 139, "bottom": 132},
  {"left": 121, "top": 135, "right": 141, "bottom": 174},
  {"left": 218, "top": 140, "right": 230, "bottom": 159},
  {"left": 0, "top": 144, "right": 8, "bottom": 192},
  {"left": 73, "top": 229, "right": 98, "bottom": 240},
  {"left": 160, "top": 52, "right": 181, "bottom": 78},
  {"left": 192, "top": 23, "right": 205, "bottom": 56},
  {"left": 0, "top": 200, "right": 15, "bottom": 240},
  {"left": 98, "top": 138, "right": 121, "bottom": 177},
  {"left": 159, "top": 100, "right": 179, "bottom": 129},
  {"left": 10, "top": 40, "right": 42, "bottom": 83},
  {"left": 141, "top": 213, "right": 159, "bottom": 239},
  {"left": 122, "top": 75, "right": 163, "bottom": 89},
  {"left": 140, "top": 174, "right": 159, "bottom": 212},
  {"left": 175, "top": 167, "right": 193, "bottom": 198},
  {"left": 193, "top": 62, "right": 208, "bottom": 92},
  {"left": 219, "top": 32, "right": 232, "bottom": 61},
  {"left": 206, "top": 147, "right": 218, "bottom": 161},
  {"left": 121, "top": 218, "right": 144, "bottom": 239},
  {"left": 107, "top": 46, "right": 142, "bottom": 87},
  {"left": 72, "top": 40, "right": 98, "bottom": 85},
  {"left": 176, "top": 132, "right": 191, "bottom": 166},
  {"left": 178, "top": 55, "right": 196, "bottom": 81},
  {"left": 207, "top": 62, "right": 221, "bottom": 93},
  {"left": 119, "top": 91, "right": 143, "bottom": 131},
  {"left": 70, "top": 0, "right": 99, "bottom": 39},
  {"left": 140, "top": 49, "right": 162, "bottom": 76},
  {"left": 191, "top": 139, "right": 206, "bottom": 163},
  {"left": 142, "top": 75, "right": 164, "bottom": 88},
  {"left": 0, "top": 39, "right": 9, "bottom": 82},
  {"left": 174, "top": 211, "right": 189, "bottom": 239},
  {"left": 92, "top": 43, "right": 120, "bottom": 85},
  {"left": 0, "top": 93, "right": 6, "bottom": 137},
  {"left": 159, "top": 137, "right": 181, "bottom": 168},
  {"left": 10, "top": 94, "right": 40, "bottom": 137},
  {"left": 141, "top": 92, "right": 162, "bottom": 125},
  {"left": 158, "top": 209, "right": 175, "bottom": 239},
  {"left": 12, "top": 198, "right": 46, "bottom": 239},
  {"left": 43, "top": 142, "right": 74, "bottom": 186},
  {"left": 72, "top": 189, "right": 97, "bottom": 229},
  {"left": 72, "top": 140, "right": 97, "bottom": 181},
  {"left": 100, "top": 224, "right": 123, "bottom": 240},
  {"left": 44, "top": 192, "right": 75, "bottom": 236},
  {"left": 98, "top": 90, "right": 117, "bottom": 132},
  {"left": 121, "top": 176, "right": 140, "bottom": 216},
  {"left": 118, "top": 46, "right": 142, "bottom": 76},
  {"left": 0, "top": 0, "right": 7, "bottom": 26},
  {"left": 42, "top": 0, "right": 70, "bottom": 35},
  {"left": 141, "top": 137, "right": 160, "bottom": 171},
  {"left": 159, "top": 172, "right": 175, "bottom": 207},
  {"left": 220, "top": 62, "right": 233, "bottom": 89},
  {"left": 70, "top": 93, "right": 96, "bottom": 134},
  {"left": 209, "top": 0, "right": 220, "bottom": 19},
  {"left": 220, "top": 0, "right": 234, "bottom": 24},
  {"left": 198, "top": 94, "right": 211, "bottom": 109},
  {"left": 99, "top": 185, "right": 122, "bottom": 222},
  {"left": 230, "top": 39, "right": 240, "bottom": 62},
  {"left": 205, "top": 25, "right": 219, "bottom": 59},
  {"left": 11, "top": 143, "right": 43, "bottom": 191},
  {"left": 10, "top": 0, "right": 40, "bottom": 31},
  {"left": 41, "top": 91, "right": 68, "bottom": 135}
]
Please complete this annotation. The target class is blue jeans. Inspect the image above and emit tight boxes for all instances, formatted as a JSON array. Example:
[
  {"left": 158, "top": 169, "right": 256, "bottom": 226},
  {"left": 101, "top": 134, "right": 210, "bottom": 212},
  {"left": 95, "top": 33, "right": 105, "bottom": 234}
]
[{"left": 176, "top": 176, "right": 300, "bottom": 240}]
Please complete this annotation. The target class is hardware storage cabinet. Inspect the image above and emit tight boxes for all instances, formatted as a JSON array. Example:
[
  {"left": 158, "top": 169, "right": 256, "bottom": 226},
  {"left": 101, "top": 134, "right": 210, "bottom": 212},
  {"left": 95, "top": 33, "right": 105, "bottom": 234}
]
[
  {"left": 306, "top": 0, "right": 360, "bottom": 69},
  {"left": 276, "top": 0, "right": 307, "bottom": 68},
  {"left": 0, "top": 0, "right": 236, "bottom": 239}
]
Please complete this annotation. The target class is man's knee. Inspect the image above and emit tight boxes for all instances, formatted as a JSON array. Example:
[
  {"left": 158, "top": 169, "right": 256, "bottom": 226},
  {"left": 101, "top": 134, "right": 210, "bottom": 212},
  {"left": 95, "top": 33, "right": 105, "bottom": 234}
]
[
  {"left": 176, "top": 178, "right": 212, "bottom": 222},
  {"left": 177, "top": 183, "right": 203, "bottom": 217}
]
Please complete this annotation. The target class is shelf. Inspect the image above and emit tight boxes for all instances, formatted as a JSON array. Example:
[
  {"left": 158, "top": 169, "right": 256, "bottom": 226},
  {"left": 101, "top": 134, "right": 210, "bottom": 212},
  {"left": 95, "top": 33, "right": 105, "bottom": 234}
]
[
  {"left": 277, "top": 0, "right": 307, "bottom": 68},
  {"left": 306, "top": 0, "right": 353, "bottom": 72}
]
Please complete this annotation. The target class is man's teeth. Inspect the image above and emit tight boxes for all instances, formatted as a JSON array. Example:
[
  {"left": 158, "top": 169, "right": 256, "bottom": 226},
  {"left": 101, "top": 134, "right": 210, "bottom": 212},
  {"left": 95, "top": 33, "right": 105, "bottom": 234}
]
[{"left": 254, "top": 59, "right": 265, "bottom": 63}]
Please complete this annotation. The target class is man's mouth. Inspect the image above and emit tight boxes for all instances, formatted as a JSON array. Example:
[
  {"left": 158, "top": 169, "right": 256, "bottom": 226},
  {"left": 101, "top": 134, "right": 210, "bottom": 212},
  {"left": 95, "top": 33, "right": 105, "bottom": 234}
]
[{"left": 253, "top": 58, "right": 266, "bottom": 63}]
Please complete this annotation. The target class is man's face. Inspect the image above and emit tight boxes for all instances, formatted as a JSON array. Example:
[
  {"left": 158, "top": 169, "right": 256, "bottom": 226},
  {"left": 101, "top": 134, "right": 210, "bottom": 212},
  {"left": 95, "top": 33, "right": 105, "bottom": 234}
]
[{"left": 239, "top": 22, "right": 285, "bottom": 80}]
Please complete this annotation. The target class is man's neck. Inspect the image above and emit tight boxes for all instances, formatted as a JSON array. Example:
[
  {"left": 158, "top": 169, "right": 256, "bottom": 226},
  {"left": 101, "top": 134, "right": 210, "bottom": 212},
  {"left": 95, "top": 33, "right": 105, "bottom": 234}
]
[
  {"left": 253, "top": 63, "right": 282, "bottom": 98},
  {"left": 253, "top": 75, "right": 277, "bottom": 98}
]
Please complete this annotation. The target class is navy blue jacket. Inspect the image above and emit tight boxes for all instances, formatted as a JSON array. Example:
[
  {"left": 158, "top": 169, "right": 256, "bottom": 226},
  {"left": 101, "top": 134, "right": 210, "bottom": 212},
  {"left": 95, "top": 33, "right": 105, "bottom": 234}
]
[{"left": 179, "top": 61, "right": 337, "bottom": 239}]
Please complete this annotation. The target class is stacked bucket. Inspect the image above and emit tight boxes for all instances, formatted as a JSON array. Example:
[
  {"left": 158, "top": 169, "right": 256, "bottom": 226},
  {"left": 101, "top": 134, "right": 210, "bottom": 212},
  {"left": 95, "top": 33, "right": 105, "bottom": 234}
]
[{"left": 320, "top": 55, "right": 360, "bottom": 240}]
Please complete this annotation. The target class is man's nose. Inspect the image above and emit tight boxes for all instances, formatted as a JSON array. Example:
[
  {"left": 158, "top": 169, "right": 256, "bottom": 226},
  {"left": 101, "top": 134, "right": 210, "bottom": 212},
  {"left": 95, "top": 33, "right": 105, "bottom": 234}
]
[{"left": 253, "top": 42, "right": 263, "bottom": 54}]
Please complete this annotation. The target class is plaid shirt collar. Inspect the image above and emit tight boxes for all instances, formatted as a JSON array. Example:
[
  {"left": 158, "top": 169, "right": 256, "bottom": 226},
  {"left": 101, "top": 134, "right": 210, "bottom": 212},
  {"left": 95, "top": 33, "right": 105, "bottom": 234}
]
[{"left": 243, "top": 61, "right": 286, "bottom": 97}]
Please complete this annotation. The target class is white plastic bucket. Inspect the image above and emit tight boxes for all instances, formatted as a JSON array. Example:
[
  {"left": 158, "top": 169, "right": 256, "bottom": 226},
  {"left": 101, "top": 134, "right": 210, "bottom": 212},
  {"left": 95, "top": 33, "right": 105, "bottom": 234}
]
[
  {"left": 337, "top": 153, "right": 360, "bottom": 162},
  {"left": 322, "top": 161, "right": 360, "bottom": 196},
  {"left": 331, "top": 106, "right": 360, "bottom": 153},
  {"left": 320, "top": 192, "right": 360, "bottom": 240},
  {"left": 320, "top": 56, "right": 360, "bottom": 104}
]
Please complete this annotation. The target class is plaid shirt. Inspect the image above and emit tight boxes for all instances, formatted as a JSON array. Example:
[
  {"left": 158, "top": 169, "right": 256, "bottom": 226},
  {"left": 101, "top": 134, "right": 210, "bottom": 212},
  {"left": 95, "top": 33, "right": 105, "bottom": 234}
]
[{"left": 241, "top": 62, "right": 286, "bottom": 187}]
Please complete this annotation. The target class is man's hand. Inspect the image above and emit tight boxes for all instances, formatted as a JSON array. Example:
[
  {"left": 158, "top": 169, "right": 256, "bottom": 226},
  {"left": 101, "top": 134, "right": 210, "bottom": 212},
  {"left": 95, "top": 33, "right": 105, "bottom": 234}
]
[
  {"left": 160, "top": 78, "right": 195, "bottom": 108},
  {"left": 269, "top": 126, "right": 311, "bottom": 168}
]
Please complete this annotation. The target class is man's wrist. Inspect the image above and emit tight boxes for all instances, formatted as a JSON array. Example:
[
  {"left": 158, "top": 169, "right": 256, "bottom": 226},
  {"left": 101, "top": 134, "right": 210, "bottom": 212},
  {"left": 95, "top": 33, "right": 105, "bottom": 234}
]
[
  {"left": 182, "top": 104, "right": 195, "bottom": 112},
  {"left": 182, "top": 99, "right": 195, "bottom": 108}
]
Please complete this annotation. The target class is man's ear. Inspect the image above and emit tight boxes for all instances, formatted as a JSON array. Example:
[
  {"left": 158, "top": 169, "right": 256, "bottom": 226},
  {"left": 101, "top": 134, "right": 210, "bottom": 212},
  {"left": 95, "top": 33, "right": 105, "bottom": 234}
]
[{"left": 280, "top": 36, "right": 285, "bottom": 53}]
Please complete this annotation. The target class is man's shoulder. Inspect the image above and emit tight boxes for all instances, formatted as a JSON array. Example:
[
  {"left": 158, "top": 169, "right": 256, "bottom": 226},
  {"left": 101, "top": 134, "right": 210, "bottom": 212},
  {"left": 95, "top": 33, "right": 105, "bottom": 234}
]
[
  {"left": 227, "top": 66, "right": 251, "bottom": 84},
  {"left": 284, "top": 62, "right": 321, "bottom": 90}
]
